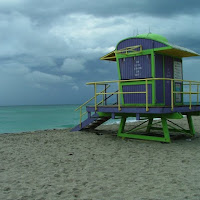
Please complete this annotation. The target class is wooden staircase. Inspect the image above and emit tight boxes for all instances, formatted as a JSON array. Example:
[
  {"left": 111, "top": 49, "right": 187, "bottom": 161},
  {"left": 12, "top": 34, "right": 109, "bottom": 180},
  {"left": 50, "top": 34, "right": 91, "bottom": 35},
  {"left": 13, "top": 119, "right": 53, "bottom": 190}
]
[{"left": 71, "top": 113, "right": 111, "bottom": 132}]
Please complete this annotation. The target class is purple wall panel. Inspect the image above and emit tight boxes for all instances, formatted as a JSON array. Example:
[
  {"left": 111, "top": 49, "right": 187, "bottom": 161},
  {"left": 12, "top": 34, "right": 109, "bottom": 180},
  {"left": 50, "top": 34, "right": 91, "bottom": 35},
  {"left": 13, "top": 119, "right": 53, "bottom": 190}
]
[
  {"left": 119, "top": 57, "right": 134, "bottom": 80},
  {"left": 117, "top": 38, "right": 166, "bottom": 50},
  {"left": 123, "top": 84, "right": 152, "bottom": 104},
  {"left": 155, "top": 54, "right": 164, "bottom": 104},
  {"left": 164, "top": 56, "right": 174, "bottom": 106},
  {"left": 119, "top": 55, "right": 151, "bottom": 80}
]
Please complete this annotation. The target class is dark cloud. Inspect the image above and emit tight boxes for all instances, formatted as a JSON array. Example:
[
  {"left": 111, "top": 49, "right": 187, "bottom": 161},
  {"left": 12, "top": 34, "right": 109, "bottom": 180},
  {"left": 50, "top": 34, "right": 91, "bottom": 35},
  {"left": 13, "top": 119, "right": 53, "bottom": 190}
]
[
  {"left": 0, "top": 0, "right": 200, "bottom": 105},
  {"left": 2, "top": 0, "right": 199, "bottom": 22}
]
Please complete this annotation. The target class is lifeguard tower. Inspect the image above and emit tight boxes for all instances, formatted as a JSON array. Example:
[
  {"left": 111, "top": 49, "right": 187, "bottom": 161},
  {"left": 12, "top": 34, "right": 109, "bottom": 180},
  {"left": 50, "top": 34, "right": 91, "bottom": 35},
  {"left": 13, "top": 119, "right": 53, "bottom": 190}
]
[{"left": 71, "top": 33, "right": 200, "bottom": 142}]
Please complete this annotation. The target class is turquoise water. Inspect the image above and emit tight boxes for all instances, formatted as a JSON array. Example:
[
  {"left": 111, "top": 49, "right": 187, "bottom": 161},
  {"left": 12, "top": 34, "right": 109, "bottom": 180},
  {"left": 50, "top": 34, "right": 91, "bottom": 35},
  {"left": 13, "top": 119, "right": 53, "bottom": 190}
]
[
  {"left": 0, "top": 104, "right": 137, "bottom": 134},
  {"left": 1, "top": 103, "right": 195, "bottom": 134},
  {"left": 0, "top": 105, "right": 80, "bottom": 134}
]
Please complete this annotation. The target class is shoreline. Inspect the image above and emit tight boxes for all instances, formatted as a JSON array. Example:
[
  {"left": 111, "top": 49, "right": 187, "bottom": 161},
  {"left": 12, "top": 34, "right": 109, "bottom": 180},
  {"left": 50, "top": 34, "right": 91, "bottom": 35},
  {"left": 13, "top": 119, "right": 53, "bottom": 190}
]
[{"left": 0, "top": 117, "right": 158, "bottom": 135}]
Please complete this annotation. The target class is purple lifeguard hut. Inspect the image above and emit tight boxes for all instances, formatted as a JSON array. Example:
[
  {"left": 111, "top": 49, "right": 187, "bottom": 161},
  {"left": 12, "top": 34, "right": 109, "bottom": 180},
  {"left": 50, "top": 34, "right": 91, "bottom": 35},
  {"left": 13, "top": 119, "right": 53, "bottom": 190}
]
[{"left": 71, "top": 33, "right": 200, "bottom": 142}]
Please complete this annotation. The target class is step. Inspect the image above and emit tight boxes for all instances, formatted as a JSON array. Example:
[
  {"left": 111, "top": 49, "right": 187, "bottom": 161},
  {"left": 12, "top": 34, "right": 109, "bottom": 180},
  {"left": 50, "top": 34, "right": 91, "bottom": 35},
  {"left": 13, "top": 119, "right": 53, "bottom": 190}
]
[{"left": 71, "top": 114, "right": 111, "bottom": 132}]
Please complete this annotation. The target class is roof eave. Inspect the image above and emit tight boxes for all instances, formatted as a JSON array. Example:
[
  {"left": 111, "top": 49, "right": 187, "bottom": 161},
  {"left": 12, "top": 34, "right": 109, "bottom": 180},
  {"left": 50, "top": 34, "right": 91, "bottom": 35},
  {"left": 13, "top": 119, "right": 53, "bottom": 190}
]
[
  {"left": 100, "top": 50, "right": 116, "bottom": 61},
  {"left": 155, "top": 47, "right": 200, "bottom": 58}
]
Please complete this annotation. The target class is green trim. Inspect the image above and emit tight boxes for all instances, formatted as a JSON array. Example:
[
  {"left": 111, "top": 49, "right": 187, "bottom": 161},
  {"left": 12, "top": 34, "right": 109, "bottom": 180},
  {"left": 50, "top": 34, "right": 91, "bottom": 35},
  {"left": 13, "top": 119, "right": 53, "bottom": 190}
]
[
  {"left": 97, "top": 112, "right": 112, "bottom": 117},
  {"left": 151, "top": 52, "right": 155, "bottom": 78},
  {"left": 121, "top": 103, "right": 165, "bottom": 107},
  {"left": 118, "top": 132, "right": 169, "bottom": 142},
  {"left": 175, "top": 102, "right": 183, "bottom": 106},
  {"left": 97, "top": 112, "right": 183, "bottom": 119},
  {"left": 120, "top": 81, "right": 152, "bottom": 86},
  {"left": 164, "top": 113, "right": 183, "bottom": 119},
  {"left": 116, "top": 33, "right": 170, "bottom": 49},
  {"left": 121, "top": 103, "right": 154, "bottom": 106},
  {"left": 121, "top": 103, "right": 164, "bottom": 107},
  {"left": 120, "top": 82, "right": 124, "bottom": 104},
  {"left": 155, "top": 103, "right": 165, "bottom": 106},
  {"left": 117, "top": 117, "right": 126, "bottom": 137},
  {"left": 116, "top": 56, "right": 122, "bottom": 81},
  {"left": 135, "top": 33, "right": 168, "bottom": 43},
  {"left": 117, "top": 116, "right": 171, "bottom": 143},
  {"left": 163, "top": 55, "right": 166, "bottom": 105},
  {"left": 187, "top": 114, "right": 195, "bottom": 136},
  {"left": 112, "top": 114, "right": 196, "bottom": 142},
  {"left": 151, "top": 51, "right": 156, "bottom": 105},
  {"left": 146, "top": 118, "right": 153, "bottom": 133},
  {"left": 115, "top": 34, "right": 199, "bottom": 59},
  {"left": 161, "top": 118, "right": 171, "bottom": 142},
  {"left": 154, "top": 46, "right": 172, "bottom": 52},
  {"left": 115, "top": 56, "right": 124, "bottom": 104}
]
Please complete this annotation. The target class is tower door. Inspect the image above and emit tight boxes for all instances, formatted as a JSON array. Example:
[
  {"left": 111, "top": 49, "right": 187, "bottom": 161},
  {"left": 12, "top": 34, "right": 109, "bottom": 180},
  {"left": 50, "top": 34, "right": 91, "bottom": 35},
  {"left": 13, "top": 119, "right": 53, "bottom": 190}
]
[
  {"left": 164, "top": 56, "right": 173, "bottom": 106},
  {"left": 155, "top": 54, "right": 164, "bottom": 104}
]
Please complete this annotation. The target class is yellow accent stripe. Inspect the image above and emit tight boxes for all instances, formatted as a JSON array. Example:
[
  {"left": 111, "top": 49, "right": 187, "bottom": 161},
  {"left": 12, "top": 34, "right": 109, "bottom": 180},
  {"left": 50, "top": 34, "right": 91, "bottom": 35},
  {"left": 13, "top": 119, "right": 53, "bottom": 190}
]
[
  {"left": 100, "top": 45, "right": 143, "bottom": 61},
  {"left": 87, "top": 78, "right": 200, "bottom": 85}
]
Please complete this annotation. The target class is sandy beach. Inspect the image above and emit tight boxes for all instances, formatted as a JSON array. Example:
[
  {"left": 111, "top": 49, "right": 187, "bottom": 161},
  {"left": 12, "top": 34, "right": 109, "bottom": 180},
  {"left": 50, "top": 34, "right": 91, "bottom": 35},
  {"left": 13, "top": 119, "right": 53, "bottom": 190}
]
[{"left": 1, "top": 117, "right": 200, "bottom": 200}]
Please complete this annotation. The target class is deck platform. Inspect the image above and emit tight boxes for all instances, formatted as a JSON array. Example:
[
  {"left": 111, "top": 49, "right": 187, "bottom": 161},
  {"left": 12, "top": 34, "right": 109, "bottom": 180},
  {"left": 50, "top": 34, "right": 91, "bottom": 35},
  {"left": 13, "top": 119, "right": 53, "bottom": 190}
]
[
  {"left": 77, "top": 105, "right": 200, "bottom": 143},
  {"left": 86, "top": 105, "right": 200, "bottom": 115}
]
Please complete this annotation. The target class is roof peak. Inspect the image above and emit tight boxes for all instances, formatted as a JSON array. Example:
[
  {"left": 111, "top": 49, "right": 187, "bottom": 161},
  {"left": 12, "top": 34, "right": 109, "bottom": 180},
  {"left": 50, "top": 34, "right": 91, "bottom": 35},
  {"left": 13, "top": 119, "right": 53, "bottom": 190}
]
[{"left": 135, "top": 33, "right": 168, "bottom": 43}]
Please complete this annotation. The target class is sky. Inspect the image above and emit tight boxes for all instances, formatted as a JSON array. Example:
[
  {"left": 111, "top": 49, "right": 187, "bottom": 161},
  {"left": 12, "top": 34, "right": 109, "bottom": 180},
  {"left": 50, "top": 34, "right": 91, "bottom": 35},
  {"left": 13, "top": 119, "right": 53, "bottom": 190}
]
[{"left": 0, "top": 0, "right": 200, "bottom": 106}]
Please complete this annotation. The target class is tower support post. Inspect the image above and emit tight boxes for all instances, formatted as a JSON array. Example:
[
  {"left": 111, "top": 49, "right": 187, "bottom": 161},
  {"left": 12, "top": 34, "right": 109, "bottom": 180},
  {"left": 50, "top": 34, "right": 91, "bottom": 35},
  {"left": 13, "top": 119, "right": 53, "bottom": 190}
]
[{"left": 187, "top": 114, "right": 195, "bottom": 136}]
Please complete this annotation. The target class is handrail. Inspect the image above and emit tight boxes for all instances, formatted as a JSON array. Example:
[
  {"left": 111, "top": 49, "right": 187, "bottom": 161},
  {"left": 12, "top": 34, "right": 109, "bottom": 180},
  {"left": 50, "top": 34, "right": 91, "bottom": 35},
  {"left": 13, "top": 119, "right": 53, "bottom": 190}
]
[
  {"left": 86, "top": 78, "right": 200, "bottom": 85},
  {"left": 75, "top": 78, "right": 200, "bottom": 128},
  {"left": 75, "top": 84, "right": 110, "bottom": 111},
  {"left": 114, "top": 45, "right": 142, "bottom": 55},
  {"left": 86, "top": 78, "right": 200, "bottom": 112},
  {"left": 75, "top": 84, "right": 110, "bottom": 128}
]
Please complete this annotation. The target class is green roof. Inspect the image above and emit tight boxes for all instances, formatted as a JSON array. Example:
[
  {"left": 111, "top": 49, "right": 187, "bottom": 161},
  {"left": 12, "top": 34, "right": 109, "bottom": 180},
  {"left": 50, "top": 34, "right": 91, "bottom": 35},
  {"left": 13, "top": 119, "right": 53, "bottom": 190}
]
[
  {"left": 135, "top": 33, "right": 168, "bottom": 43},
  {"left": 100, "top": 33, "right": 199, "bottom": 61},
  {"left": 116, "top": 33, "right": 169, "bottom": 47}
]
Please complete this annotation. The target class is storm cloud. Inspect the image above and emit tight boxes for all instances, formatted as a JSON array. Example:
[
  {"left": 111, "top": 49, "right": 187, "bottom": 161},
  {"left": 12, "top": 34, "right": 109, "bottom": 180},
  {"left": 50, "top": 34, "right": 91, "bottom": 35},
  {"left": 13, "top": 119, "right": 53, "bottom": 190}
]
[{"left": 0, "top": 0, "right": 200, "bottom": 105}]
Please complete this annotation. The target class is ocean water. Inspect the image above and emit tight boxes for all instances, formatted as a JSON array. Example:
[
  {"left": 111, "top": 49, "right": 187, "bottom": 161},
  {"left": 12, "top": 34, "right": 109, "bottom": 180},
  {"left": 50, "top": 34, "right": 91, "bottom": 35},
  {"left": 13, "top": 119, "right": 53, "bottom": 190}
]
[
  {"left": 0, "top": 104, "right": 137, "bottom": 134},
  {"left": 0, "top": 105, "right": 79, "bottom": 134},
  {"left": 2, "top": 103, "right": 195, "bottom": 134}
]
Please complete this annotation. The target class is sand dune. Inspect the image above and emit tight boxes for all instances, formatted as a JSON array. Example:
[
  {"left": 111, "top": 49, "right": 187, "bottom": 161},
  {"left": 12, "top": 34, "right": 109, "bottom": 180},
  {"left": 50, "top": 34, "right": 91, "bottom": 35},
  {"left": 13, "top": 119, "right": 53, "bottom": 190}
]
[{"left": 1, "top": 117, "right": 200, "bottom": 200}]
